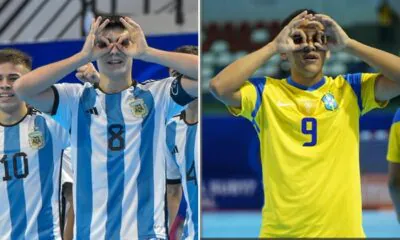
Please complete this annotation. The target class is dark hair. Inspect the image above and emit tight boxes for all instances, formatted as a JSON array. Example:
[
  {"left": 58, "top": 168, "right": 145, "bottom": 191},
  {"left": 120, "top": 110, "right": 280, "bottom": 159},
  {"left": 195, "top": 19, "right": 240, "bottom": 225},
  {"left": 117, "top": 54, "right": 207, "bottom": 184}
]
[
  {"left": 280, "top": 9, "right": 318, "bottom": 30},
  {"left": 99, "top": 15, "right": 126, "bottom": 30},
  {"left": 174, "top": 45, "right": 198, "bottom": 56},
  {"left": 0, "top": 48, "right": 32, "bottom": 70}
]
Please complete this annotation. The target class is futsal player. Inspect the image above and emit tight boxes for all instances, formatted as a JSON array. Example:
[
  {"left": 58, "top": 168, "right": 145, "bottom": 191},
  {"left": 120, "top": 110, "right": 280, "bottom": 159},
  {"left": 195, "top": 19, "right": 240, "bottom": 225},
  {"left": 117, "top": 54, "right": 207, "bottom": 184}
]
[
  {"left": 387, "top": 109, "right": 400, "bottom": 223},
  {"left": 14, "top": 15, "right": 198, "bottom": 240},
  {"left": 0, "top": 49, "right": 69, "bottom": 239},
  {"left": 209, "top": 9, "right": 400, "bottom": 237},
  {"left": 165, "top": 45, "right": 199, "bottom": 240}
]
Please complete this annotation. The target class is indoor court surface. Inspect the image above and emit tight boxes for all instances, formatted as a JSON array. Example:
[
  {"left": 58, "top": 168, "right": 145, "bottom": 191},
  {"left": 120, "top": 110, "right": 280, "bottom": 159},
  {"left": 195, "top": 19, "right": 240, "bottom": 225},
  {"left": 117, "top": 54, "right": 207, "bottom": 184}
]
[{"left": 202, "top": 210, "right": 400, "bottom": 237}]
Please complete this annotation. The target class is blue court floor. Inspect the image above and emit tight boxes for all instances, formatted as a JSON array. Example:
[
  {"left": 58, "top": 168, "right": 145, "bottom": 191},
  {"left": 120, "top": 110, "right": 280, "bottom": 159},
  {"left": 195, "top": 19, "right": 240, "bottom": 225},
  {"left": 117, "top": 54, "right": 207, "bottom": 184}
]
[{"left": 202, "top": 210, "right": 400, "bottom": 237}]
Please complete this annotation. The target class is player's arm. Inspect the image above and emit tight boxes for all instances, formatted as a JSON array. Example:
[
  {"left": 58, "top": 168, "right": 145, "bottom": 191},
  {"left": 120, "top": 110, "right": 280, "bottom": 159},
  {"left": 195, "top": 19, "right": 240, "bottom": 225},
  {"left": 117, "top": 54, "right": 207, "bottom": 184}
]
[
  {"left": 344, "top": 40, "right": 400, "bottom": 101},
  {"left": 209, "top": 11, "right": 310, "bottom": 107},
  {"left": 13, "top": 17, "right": 110, "bottom": 113},
  {"left": 115, "top": 17, "right": 198, "bottom": 97},
  {"left": 63, "top": 183, "right": 74, "bottom": 240},
  {"left": 313, "top": 14, "right": 400, "bottom": 101},
  {"left": 167, "top": 182, "right": 182, "bottom": 226}
]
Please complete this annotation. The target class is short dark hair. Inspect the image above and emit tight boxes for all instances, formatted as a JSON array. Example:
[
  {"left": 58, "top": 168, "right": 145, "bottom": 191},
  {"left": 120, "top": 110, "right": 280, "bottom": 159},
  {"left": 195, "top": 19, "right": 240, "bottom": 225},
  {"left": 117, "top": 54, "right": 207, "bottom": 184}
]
[
  {"left": 280, "top": 9, "right": 318, "bottom": 30},
  {"left": 99, "top": 15, "right": 126, "bottom": 30},
  {"left": 0, "top": 48, "right": 32, "bottom": 70},
  {"left": 174, "top": 45, "right": 198, "bottom": 56}
]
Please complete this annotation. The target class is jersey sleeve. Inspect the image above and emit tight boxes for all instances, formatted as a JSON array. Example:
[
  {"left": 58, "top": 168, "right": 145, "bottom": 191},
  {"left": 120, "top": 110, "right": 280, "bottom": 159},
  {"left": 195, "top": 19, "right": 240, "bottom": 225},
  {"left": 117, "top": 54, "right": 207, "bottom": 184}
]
[
  {"left": 387, "top": 110, "right": 400, "bottom": 163},
  {"left": 227, "top": 77, "right": 267, "bottom": 121},
  {"left": 50, "top": 83, "right": 83, "bottom": 131},
  {"left": 158, "top": 77, "right": 191, "bottom": 121},
  {"left": 61, "top": 147, "right": 74, "bottom": 185},
  {"left": 344, "top": 73, "right": 388, "bottom": 115}
]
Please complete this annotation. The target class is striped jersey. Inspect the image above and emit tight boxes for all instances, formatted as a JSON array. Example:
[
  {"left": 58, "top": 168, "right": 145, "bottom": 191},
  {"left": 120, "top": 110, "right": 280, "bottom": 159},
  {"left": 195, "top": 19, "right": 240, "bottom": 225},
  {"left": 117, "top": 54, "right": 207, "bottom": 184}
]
[
  {"left": 0, "top": 109, "right": 69, "bottom": 240},
  {"left": 51, "top": 77, "right": 185, "bottom": 240},
  {"left": 228, "top": 73, "right": 387, "bottom": 237},
  {"left": 166, "top": 112, "right": 199, "bottom": 240},
  {"left": 387, "top": 109, "right": 400, "bottom": 163},
  {"left": 61, "top": 147, "right": 73, "bottom": 186}
]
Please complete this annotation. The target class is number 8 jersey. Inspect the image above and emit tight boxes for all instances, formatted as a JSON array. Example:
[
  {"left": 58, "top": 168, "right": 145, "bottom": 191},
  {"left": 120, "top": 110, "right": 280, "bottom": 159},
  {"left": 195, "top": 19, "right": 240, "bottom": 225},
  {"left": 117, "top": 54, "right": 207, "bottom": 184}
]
[
  {"left": 50, "top": 78, "right": 187, "bottom": 240},
  {"left": 0, "top": 109, "right": 69, "bottom": 240},
  {"left": 228, "top": 73, "right": 387, "bottom": 237}
]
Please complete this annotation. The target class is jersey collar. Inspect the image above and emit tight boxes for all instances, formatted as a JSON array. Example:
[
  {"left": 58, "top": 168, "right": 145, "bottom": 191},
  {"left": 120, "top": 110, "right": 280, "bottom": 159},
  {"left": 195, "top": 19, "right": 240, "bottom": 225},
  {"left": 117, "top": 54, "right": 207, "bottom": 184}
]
[{"left": 287, "top": 76, "right": 326, "bottom": 91}]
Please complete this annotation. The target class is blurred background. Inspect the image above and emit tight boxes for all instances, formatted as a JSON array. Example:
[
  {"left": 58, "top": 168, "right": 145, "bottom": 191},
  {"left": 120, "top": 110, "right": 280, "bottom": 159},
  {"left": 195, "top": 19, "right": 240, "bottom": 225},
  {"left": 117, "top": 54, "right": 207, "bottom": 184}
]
[
  {"left": 201, "top": 0, "right": 400, "bottom": 237},
  {"left": 0, "top": 1, "right": 198, "bottom": 239}
]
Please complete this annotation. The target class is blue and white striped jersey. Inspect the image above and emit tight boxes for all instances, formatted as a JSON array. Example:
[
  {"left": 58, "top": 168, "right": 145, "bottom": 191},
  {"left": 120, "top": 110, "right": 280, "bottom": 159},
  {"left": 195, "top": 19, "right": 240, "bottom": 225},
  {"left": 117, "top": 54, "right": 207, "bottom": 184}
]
[
  {"left": 0, "top": 109, "right": 69, "bottom": 240},
  {"left": 51, "top": 77, "right": 185, "bottom": 240},
  {"left": 166, "top": 112, "right": 199, "bottom": 240}
]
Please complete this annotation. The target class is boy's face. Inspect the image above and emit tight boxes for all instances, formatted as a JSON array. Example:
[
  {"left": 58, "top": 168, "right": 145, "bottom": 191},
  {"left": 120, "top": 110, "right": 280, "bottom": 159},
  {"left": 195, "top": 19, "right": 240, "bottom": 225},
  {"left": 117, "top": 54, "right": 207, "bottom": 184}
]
[
  {"left": 285, "top": 20, "right": 328, "bottom": 78},
  {"left": 0, "top": 63, "right": 28, "bottom": 113},
  {"left": 96, "top": 28, "right": 133, "bottom": 76}
]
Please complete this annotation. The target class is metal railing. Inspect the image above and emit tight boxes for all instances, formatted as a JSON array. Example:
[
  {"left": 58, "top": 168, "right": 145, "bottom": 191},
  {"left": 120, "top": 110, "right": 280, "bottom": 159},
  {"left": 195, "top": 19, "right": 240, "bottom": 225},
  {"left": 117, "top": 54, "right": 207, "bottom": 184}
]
[{"left": 0, "top": 0, "right": 186, "bottom": 43}]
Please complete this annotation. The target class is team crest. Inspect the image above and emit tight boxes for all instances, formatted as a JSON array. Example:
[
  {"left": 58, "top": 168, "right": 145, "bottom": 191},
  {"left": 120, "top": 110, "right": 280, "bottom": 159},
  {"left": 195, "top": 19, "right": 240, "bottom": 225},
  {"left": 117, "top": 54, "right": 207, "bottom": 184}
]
[
  {"left": 129, "top": 98, "right": 148, "bottom": 118},
  {"left": 28, "top": 129, "right": 44, "bottom": 149},
  {"left": 321, "top": 93, "right": 338, "bottom": 111}
]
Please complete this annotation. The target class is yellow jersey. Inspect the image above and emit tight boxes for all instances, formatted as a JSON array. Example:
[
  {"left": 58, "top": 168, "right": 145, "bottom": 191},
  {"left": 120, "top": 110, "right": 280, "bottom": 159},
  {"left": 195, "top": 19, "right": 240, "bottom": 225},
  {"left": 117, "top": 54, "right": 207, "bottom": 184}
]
[
  {"left": 387, "top": 109, "right": 400, "bottom": 163},
  {"left": 228, "top": 73, "right": 387, "bottom": 237}
]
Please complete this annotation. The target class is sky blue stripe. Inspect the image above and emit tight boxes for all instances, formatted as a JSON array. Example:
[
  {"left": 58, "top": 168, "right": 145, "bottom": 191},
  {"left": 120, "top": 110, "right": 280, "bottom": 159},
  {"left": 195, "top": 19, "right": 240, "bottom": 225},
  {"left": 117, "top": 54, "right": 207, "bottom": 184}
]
[
  {"left": 249, "top": 77, "right": 267, "bottom": 133},
  {"left": 183, "top": 125, "right": 198, "bottom": 239},
  {"left": 76, "top": 88, "right": 96, "bottom": 239},
  {"left": 5, "top": 125, "right": 27, "bottom": 240},
  {"left": 344, "top": 73, "right": 363, "bottom": 112},
  {"left": 35, "top": 116, "right": 55, "bottom": 240},
  {"left": 166, "top": 121, "right": 178, "bottom": 171},
  {"left": 393, "top": 109, "right": 400, "bottom": 124},
  {"left": 287, "top": 76, "right": 326, "bottom": 91},
  {"left": 105, "top": 93, "right": 125, "bottom": 240},
  {"left": 137, "top": 88, "right": 157, "bottom": 238}
]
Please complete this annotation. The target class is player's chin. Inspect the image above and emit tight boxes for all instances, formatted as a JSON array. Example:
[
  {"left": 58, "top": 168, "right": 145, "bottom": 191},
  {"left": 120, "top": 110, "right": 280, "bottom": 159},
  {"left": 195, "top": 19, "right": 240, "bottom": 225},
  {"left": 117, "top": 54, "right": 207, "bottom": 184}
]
[
  {"left": 105, "top": 63, "right": 128, "bottom": 73},
  {"left": 0, "top": 101, "right": 19, "bottom": 113},
  {"left": 302, "top": 62, "right": 323, "bottom": 74}
]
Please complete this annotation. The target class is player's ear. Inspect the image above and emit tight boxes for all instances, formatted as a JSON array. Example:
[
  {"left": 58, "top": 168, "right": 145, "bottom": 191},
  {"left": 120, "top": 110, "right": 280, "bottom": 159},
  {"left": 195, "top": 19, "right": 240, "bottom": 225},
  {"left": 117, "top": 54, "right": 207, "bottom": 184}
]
[{"left": 280, "top": 53, "right": 287, "bottom": 61}]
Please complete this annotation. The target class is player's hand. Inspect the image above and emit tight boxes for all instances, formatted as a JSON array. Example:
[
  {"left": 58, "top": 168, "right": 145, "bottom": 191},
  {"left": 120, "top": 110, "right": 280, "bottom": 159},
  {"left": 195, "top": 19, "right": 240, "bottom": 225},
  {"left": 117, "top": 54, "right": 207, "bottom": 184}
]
[
  {"left": 272, "top": 11, "right": 310, "bottom": 53},
  {"left": 116, "top": 17, "right": 149, "bottom": 59},
  {"left": 80, "top": 16, "right": 112, "bottom": 62},
  {"left": 75, "top": 63, "right": 100, "bottom": 84},
  {"left": 312, "top": 14, "right": 350, "bottom": 52}
]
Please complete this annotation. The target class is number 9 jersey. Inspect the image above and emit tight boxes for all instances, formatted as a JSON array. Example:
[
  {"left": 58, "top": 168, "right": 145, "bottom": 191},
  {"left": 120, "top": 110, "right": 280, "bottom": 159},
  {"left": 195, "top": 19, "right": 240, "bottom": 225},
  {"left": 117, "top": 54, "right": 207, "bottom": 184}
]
[
  {"left": 0, "top": 109, "right": 69, "bottom": 240},
  {"left": 228, "top": 73, "right": 387, "bottom": 237}
]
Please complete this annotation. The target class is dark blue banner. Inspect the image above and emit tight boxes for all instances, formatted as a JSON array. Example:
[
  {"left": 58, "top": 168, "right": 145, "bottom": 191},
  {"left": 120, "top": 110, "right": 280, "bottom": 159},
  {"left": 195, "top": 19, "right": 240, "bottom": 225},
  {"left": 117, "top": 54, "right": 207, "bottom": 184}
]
[{"left": 0, "top": 33, "right": 197, "bottom": 83}]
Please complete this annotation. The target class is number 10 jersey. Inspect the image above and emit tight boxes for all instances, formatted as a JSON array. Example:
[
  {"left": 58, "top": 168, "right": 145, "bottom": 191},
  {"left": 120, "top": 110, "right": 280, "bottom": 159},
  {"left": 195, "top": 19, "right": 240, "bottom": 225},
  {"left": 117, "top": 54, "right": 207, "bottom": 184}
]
[
  {"left": 0, "top": 109, "right": 69, "bottom": 240},
  {"left": 228, "top": 73, "right": 387, "bottom": 237}
]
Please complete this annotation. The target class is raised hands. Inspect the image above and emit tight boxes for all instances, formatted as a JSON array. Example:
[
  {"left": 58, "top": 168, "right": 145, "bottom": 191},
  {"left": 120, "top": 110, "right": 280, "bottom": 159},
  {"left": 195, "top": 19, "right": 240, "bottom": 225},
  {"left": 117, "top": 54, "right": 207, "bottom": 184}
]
[
  {"left": 312, "top": 14, "right": 350, "bottom": 51},
  {"left": 116, "top": 17, "right": 149, "bottom": 59},
  {"left": 273, "top": 11, "right": 310, "bottom": 53},
  {"left": 80, "top": 17, "right": 111, "bottom": 62},
  {"left": 273, "top": 11, "right": 350, "bottom": 53},
  {"left": 76, "top": 63, "right": 100, "bottom": 84}
]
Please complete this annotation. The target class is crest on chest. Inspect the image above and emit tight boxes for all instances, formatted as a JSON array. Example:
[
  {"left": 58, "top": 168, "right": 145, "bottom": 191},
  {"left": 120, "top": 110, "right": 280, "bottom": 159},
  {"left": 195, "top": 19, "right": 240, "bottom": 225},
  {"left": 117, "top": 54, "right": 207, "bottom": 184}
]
[
  {"left": 321, "top": 93, "right": 339, "bottom": 111},
  {"left": 28, "top": 128, "right": 44, "bottom": 150},
  {"left": 127, "top": 97, "right": 148, "bottom": 118}
]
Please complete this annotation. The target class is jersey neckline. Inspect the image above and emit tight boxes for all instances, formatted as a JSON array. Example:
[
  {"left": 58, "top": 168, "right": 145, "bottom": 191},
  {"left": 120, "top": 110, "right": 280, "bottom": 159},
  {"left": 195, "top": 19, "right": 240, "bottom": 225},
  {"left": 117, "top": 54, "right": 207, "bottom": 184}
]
[
  {"left": 0, "top": 107, "right": 32, "bottom": 127},
  {"left": 286, "top": 76, "right": 326, "bottom": 91}
]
